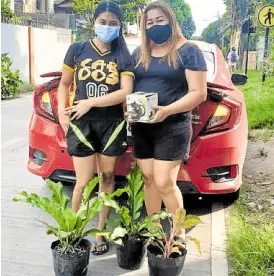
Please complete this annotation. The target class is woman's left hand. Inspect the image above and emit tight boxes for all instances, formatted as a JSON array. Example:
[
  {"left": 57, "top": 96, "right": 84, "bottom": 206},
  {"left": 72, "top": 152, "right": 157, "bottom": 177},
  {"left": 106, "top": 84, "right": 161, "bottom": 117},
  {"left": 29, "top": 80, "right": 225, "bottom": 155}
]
[
  {"left": 151, "top": 106, "right": 170, "bottom": 123},
  {"left": 65, "top": 100, "right": 93, "bottom": 121}
]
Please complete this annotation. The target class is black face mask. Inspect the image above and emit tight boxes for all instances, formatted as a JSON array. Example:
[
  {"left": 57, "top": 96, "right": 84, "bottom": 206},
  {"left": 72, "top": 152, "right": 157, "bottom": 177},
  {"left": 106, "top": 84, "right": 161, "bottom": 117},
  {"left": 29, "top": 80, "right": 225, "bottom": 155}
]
[{"left": 146, "top": 24, "right": 172, "bottom": 44}]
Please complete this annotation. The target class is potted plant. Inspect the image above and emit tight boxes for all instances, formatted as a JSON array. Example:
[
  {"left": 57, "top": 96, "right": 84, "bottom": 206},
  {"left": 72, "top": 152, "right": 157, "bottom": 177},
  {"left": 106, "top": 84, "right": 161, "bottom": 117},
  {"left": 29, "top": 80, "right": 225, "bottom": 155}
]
[
  {"left": 13, "top": 177, "right": 114, "bottom": 276},
  {"left": 147, "top": 208, "right": 202, "bottom": 276},
  {"left": 101, "top": 165, "right": 168, "bottom": 271}
]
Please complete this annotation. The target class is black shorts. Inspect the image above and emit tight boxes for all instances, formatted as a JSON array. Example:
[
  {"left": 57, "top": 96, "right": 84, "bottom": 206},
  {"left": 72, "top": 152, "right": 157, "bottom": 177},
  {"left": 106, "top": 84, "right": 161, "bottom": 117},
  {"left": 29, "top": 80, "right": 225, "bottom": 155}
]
[
  {"left": 66, "top": 119, "right": 128, "bottom": 157},
  {"left": 131, "top": 118, "right": 192, "bottom": 161}
]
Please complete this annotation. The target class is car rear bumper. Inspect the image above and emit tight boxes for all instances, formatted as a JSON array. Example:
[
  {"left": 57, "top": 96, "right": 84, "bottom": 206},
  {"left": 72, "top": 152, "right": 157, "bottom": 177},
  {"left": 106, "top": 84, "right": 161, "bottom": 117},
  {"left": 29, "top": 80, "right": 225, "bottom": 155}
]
[{"left": 28, "top": 113, "right": 247, "bottom": 195}]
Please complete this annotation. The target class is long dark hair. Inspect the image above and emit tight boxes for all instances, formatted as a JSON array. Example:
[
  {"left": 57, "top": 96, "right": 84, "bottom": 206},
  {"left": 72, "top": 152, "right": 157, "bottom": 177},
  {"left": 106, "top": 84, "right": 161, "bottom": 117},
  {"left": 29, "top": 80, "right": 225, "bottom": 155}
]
[{"left": 111, "top": 27, "right": 131, "bottom": 65}]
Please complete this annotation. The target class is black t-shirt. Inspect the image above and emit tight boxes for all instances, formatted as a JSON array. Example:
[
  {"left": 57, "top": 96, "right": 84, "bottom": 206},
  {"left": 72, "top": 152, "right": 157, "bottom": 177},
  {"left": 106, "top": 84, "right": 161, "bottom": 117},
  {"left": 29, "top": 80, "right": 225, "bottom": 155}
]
[
  {"left": 63, "top": 40, "right": 134, "bottom": 120},
  {"left": 132, "top": 42, "right": 207, "bottom": 122}
]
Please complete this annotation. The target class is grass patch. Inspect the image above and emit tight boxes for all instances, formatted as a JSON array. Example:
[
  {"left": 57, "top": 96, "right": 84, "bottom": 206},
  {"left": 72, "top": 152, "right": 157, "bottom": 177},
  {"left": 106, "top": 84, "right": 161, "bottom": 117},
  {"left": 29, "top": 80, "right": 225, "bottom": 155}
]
[
  {"left": 19, "top": 83, "right": 37, "bottom": 94},
  {"left": 238, "top": 70, "right": 274, "bottom": 130},
  {"left": 227, "top": 195, "right": 274, "bottom": 276},
  {"left": 248, "top": 129, "right": 274, "bottom": 142}
]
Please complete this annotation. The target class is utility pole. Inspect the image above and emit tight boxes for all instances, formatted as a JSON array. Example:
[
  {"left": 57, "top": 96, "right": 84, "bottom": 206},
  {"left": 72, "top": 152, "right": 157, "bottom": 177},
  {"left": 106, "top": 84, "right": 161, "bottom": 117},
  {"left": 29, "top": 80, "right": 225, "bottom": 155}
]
[
  {"left": 244, "top": 16, "right": 251, "bottom": 75},
  {"left": 262, "top": 27, "right": 270, "bottom": 82}
]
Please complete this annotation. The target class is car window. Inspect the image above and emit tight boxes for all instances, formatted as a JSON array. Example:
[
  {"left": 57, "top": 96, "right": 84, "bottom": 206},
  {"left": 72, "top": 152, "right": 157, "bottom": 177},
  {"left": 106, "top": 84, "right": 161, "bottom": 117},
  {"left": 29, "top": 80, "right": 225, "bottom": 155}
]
[{"left": 202, "top": 51, "right": 215, "bottom": 78}]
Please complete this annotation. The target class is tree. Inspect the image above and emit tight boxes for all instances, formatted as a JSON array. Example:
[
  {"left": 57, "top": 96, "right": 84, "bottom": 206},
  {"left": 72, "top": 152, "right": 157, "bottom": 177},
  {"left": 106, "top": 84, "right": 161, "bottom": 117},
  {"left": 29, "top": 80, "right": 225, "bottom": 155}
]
[
  {"left": 1, "top": 0, "right": 15, "bottom": 21},
  {"left": 117, "top": 0, "right": 147, "bottom": 24},
  {"left": 201, "top": 21, "right": 221, "bottom": 47},
  {"left": 72, "top": 0, "right": 101, "bottom": 38},
  {"left": 72, "top": 0, "right": 149, "bottom": 39},
  {"left": 164, "top": 0, "right": 196, "bottom": 39}
]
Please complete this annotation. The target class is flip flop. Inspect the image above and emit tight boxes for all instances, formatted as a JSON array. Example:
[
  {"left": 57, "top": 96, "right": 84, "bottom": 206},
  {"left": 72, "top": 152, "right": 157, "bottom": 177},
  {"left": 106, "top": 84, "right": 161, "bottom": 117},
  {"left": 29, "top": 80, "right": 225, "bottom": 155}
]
[{"left": 91, "top": 240, "right": 109, "bottom": 256}]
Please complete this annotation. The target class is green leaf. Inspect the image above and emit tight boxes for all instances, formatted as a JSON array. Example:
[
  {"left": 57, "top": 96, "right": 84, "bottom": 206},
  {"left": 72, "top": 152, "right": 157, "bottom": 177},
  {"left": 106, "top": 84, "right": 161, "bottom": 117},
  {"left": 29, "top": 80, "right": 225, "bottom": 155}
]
[
  {"left": 82, "top": 177, "right": 99, "bottom": 204},
  {"left": 70, "top": 122, "right": 94, "bottom": 150},
  {"left": 117, "top": 207, "right": 131, "bottom": 227},
  {"left": 188, "top": 236, "right": 202, "bottom": 255},
  {"left": 103, "top": 120, "right": 125, "bottom": 152},
  {"left": 183, "top": 215, "right": 202, "bottom": 229},
  {"left": 133, "top": 211, "right": 141, "bottom": 221},
  {"left": 82, "top": 229, "right": 111, "bottom": 239},
  {"left": 110, "top": 227, "right": 128, "bottom": 240},
  {"left": 135, "top": 190, "right": 145, "bottom": 213},
  {"left": 59, "top": 230, "right": 73, "bottom": 239},
  {"left": 106, "top": 217, "right": 122, "bottom": 228},
  {"left": 112, "top": 188, "right": 128, "bottom": 198},
  {"left": 175, "top": 208, "right": 187, "bottom": 229},
  {"left": 39, "top": 220, "right": 59, "bottom": 237},
  {"left": 113, "top": 238, "right": 123, "bottom": 246},
  {"left": 46, "top": 180, "right": 69, "bottom": 209},
  {"left": 62, "top": 209, "right": 78, "bottom": 231}
]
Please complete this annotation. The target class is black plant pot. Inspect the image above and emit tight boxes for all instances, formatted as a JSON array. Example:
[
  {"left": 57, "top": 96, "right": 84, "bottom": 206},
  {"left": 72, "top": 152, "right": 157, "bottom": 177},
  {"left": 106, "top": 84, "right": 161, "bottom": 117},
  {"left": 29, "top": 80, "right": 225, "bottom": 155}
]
[
  {"left": 51, "top": 239, "right": 91, "bottom": 276},
  {"left": 147, "top": 244, "right": 187, "bottom": 276},
  {"left": 116, "top": 235, "right": 147, "bottom": 270}
]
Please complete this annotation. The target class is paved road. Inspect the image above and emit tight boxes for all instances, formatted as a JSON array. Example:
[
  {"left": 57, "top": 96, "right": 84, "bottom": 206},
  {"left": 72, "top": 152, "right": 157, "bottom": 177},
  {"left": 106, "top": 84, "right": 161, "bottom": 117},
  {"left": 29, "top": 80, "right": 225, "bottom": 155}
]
[{"left": 1, "top": 96, "right": 212, "bottom": 276}]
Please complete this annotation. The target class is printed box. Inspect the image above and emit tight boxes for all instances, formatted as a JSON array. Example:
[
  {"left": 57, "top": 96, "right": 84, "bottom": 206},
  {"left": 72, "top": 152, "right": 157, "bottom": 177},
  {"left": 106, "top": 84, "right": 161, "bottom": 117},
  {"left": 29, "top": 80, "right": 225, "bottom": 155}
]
[{"left": 126, "top": 92, "right": 158, "bottom": 123}]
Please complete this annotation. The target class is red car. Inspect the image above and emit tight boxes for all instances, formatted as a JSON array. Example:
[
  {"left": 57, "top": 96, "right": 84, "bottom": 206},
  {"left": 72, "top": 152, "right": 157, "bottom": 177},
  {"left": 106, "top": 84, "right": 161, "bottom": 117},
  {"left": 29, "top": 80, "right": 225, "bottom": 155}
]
[{"left": 28, "top": 40, "right": 248, "bottom": 200}]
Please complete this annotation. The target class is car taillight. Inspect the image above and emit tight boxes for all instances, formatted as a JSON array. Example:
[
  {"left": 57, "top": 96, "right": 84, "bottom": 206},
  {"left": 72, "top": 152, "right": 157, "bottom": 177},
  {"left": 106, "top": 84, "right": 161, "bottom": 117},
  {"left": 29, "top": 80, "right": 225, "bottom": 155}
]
[
  {"left": 203, "top": 97, "right": 241, "bottom": 134},
  {"left": 34, "top": 89, "right": 57, "bottom": 122}
]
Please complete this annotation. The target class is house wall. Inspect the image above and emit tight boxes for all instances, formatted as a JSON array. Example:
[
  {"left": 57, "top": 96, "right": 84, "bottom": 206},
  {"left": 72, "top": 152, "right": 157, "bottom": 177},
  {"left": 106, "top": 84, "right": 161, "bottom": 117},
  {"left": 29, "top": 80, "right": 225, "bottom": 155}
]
[
  {"left": 1, "top": 23, "right": 29, "bottom": 82},
  {"left": 1, "top": 23, "right": 72, "bottom": 84}
]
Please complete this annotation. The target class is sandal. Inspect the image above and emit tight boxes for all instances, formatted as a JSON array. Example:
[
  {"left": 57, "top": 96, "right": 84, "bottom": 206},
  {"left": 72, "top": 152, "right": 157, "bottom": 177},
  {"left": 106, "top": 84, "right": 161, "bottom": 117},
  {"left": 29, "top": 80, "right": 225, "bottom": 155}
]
[{"left": 91, "top": 240, "right": 109, "bottom": 256}]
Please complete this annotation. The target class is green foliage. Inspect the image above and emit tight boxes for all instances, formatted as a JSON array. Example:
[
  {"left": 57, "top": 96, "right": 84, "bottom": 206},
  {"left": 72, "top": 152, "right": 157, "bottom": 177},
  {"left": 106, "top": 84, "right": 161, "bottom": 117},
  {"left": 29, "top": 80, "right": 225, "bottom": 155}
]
[
  {"left": 164, "top": 0, "right": 196, "bottom": 39},
  {"left": 72, "top": 0, "right": 148, "bottom": 38},
  {"left": 150, "top": 208, "right": 202, "bottom": 259},
  {"left": 201, "top": 21, "right": 221, "bottom": 46},
  {"left": 72, "top": 0, "right": 101, "bottom": 38},
  {"left": 1, "top": 0, "right": 14, "bottom": 20},
  {"left": 227, "top": 201, "right": 274, "bottom": 276},
  {"left": 102, "top": 165, "right": 168, "bottom": 244},
  {"left": 238, "top": 70, "right": 274, "bottom": 129},
  {"left": 118, "top": 0, "right": 147, "bottom": 25},
  {"left": 1, "top": 0, "right": 21, "bottom": 23},
  {"left": 13, "top": 178, "right": 111, "bottom": 254},
  {"left": 1, "top": 54, "right": 22, "bottom": 99},
  {"left": 18, "top": 83, "right": 37, "bottom": 94}
]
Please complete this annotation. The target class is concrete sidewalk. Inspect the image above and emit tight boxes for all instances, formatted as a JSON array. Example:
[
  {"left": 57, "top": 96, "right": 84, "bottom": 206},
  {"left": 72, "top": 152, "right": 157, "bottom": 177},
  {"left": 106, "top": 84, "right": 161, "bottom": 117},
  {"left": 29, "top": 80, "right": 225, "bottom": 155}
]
[{"left": 2, "top": 142, "right": 227, "bottom": 276}]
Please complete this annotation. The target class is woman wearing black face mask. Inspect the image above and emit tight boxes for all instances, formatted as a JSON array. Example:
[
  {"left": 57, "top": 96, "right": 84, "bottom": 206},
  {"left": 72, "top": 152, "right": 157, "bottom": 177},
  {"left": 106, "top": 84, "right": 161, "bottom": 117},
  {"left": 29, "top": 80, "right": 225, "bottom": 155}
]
[{"left": 128, "top": 1, "right": 207, "bottom": 239}]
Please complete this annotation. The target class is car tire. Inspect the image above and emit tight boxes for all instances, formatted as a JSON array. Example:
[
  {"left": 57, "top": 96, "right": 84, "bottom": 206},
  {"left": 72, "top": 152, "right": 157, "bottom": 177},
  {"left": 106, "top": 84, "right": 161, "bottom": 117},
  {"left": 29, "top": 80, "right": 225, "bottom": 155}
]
[{"left": 224, "top": 189, "right": 240, "bottom": 203}]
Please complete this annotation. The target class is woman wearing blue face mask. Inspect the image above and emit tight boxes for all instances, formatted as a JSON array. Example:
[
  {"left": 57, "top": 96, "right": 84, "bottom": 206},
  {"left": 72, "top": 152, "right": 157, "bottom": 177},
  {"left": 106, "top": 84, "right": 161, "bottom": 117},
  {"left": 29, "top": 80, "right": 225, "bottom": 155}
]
[
  {"left": 58, "top": 1, "right": 134, "bottom": 255},
  {"left": 128, "top": 1, "right": 207, "bottom": 240}
]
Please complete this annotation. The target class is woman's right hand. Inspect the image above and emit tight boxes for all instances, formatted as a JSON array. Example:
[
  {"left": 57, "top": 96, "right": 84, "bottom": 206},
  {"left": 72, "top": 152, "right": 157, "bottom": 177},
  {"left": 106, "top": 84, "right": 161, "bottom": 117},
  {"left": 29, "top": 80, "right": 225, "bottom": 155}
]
[{"left": 58, "top": 108, "right": 70, "bottom": 136}]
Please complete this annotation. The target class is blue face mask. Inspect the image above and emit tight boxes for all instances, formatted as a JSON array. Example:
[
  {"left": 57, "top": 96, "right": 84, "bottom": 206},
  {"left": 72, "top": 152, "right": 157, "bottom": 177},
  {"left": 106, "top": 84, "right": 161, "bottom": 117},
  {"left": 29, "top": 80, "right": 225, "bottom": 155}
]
[
  {"left": 95, "top": 24, "right": 121, "bottom": 43},
  {"left": 146, "top": 24, "right": 172, "bottom": 44}
]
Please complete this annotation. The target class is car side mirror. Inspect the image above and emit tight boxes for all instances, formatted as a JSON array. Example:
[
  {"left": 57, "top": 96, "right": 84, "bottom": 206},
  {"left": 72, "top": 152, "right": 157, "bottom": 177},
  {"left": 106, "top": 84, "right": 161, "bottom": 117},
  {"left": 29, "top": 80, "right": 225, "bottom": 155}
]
[{"left": 231, "top": 73, "right": 248, "bottom": 86}]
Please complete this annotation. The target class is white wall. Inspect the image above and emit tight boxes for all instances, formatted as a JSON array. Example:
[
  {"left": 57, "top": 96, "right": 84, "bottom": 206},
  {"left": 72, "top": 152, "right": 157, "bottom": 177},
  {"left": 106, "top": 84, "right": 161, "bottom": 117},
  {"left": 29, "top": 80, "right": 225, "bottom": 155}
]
[
  {"left": 1, "top": 23, "right": 29, "bottom": 82},
  {"left": 33, "top": 28, "right": 70, "bottom": 84},
  {"left": 1, "top": 23, "right": 71, "bottom": 84}
]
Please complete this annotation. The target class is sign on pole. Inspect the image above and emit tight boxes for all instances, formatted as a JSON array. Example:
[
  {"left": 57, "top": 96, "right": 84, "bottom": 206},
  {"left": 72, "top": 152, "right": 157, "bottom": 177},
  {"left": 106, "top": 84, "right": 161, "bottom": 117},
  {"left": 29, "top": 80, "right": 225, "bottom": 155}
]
[
  {"left": 258, "top": 6, "right": 274, "bottom": 82},
  {"left": 258, "top": 6, "right": 274, "bottom": 27}
]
